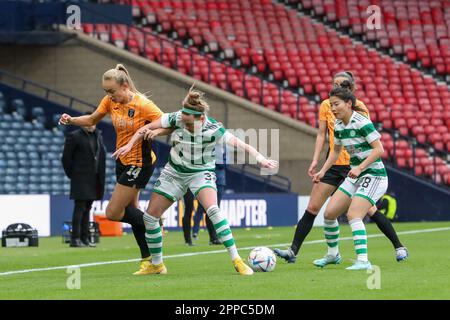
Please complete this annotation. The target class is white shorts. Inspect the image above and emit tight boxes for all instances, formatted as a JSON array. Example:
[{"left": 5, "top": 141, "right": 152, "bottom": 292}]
[
  {"left": 338, "top": 176, "right": 388, "bottom": 205},
  {"left": 152, "top": 163, "right": 217, "bottom": 201}
]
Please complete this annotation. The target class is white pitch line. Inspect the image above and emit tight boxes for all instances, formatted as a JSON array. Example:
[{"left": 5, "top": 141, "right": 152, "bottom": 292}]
[{"left": 0, "top": 226, "right": 449, "bottom": 276}]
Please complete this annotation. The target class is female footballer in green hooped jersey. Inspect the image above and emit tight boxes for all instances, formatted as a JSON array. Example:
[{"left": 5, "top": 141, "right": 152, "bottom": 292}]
[
  {"left": 113, "top": 86, "right": 278, "bottom": 275},
  {"left": 312, "top": 87, "right": 388, "bottom": 270}
]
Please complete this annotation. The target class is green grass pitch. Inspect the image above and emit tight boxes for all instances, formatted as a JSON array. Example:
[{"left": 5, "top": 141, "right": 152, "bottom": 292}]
[{"left": 1, "top": 221, "right": 449, "bottom": 300}]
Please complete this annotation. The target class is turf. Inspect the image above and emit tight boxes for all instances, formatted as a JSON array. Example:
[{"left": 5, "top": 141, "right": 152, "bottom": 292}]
[{"left": 0, "top": 221, "right": 449, "bottom": 300}]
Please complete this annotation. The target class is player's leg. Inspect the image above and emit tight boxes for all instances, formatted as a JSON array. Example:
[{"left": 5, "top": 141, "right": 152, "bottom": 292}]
[
  {"left": 196, "top": 186, "right": 253, "bottom": 275},
  {"left": 313, "top": 188, "right": 352, "bottom": 267},
  {"left": 141, "top": 192, "right": 174, "bottom": 274},
  {"left": 125, "top": 190, "right": 155, "bottom": 274},
  {"left": 142, "top": 167, "right": 184, "bottom": 274},
  {"left": 345, "top": 197, "right": 373, "bottom": 270},
  {"left": 367, "top": 205, "right": 408, "bottom": 261},
  {"left": 275, "top": 181, "right": 336, "bottom": 263},
  {"left": 346, "top": 177, "right": 389, "bottom": 270}
]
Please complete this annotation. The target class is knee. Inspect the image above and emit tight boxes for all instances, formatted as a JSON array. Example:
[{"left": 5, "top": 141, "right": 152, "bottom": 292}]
[
  {"left": 346, "top": 211, "right": 359, "bottom": 222},
  {"left": 323, "top": 212, "right": 333, "bottom": 221},
  {"left": 105, "top": 204, "right": 124, "bottom": 221},
  {"left": 305, "top": 204, "right": 321, "bottom": 215},
  {"left": 367, "top": 205, "right": 377, "bottom": 216}
]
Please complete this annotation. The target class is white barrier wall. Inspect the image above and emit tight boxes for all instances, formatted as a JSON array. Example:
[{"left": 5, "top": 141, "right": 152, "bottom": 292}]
[
  {"left": 0, "top": 195, "right": 51, "bottom": 237},
  {"left": 297, "top": 196, "right": 327, "bottom": 227}
]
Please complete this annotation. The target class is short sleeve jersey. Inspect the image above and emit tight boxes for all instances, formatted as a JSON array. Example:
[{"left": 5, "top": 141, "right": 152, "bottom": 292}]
[
  {"left": 160, "top": 111, "right": 233, "bottom": 173},
  {"left": 96, "top": 94, "right": 163, "bottom": 167},
  {"left": 319, "top": 98, "right": 369, "bottom": 166},
  {"left": 334, "top": 111, "right": 387, "bottom": 178}
]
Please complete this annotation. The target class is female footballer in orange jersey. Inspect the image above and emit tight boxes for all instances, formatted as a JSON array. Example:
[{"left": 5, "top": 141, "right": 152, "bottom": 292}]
[
  {"left": 59, "top": 64, "right": 171, "bottom": 274},
  {"left": 275, "top": 71, "right": 408, "bottom": 263}
]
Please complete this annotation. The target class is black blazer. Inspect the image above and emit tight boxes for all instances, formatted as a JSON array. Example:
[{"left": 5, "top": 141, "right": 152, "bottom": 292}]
[{"left": 61, "top": 128, "right": 106, "bottom": 200}]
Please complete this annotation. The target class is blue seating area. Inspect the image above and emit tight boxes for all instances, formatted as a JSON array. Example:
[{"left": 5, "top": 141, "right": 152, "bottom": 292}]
[
  {"left": 0, "top": 89, "right": 162, "bottom": 196},
  {"left": 0, "top": 91, "right": 112, "bottom": 195}
]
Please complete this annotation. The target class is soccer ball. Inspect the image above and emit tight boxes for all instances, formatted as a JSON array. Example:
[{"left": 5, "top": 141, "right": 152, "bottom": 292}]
[{"left": 247, "top": 247, "right": 276, "bottom": 272}]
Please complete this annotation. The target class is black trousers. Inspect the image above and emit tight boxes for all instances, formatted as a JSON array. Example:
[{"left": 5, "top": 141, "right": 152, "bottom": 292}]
[
  {"left": 182, "top": 190, "right": 195, "bottom": 243},
  {"left": 72, "top": 200, "right": 94, "bottom": 241}
]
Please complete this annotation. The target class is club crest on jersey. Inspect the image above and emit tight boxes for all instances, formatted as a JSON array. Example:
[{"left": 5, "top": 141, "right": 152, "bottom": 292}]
[
  {"left": 128, "top": 109, "right": 135, "bottom": 118},
  {"left": 350, "top": 130, "right": 356, "bottom": 137}
]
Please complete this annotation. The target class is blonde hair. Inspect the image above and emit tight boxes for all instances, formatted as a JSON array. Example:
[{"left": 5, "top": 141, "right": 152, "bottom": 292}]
[
  {"left": 182, "top": 84, "right": 210, "bottom": 115},
  {"left": 102, "top": 64, "right": 141, "bottom": 95}
]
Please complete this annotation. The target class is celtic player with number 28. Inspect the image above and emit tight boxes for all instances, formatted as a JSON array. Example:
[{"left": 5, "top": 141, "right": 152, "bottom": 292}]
[
  {"left": 113, "top": 85, "right": 278, "bottom": 275},
  {"left": 312, "top": 87, "right": 389, "bottom": 270}
]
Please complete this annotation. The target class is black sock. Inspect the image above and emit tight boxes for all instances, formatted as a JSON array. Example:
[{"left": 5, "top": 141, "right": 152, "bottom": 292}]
[
  {"left": 291, "top": 210, "right": 316, "bottom": 255},
  {"left": 370, "top": 211, "right": 403, "bottom": 249},
  {"left": 122, "top": 207, "right": 150, "bottom": 259},
  {"left": 121, "top": 207, "right": 145, "bottom": 227},
  {"left": 132, "top": 224, "right": 150, "bottom": 259}
]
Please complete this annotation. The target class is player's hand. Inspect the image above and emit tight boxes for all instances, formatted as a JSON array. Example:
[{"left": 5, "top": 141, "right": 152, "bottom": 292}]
[
  {"left": 348, "top": 167, "right": 362, "bottom": 179},
  {"left": 312, "top": 170, "right": 325, "bottom": 183},
  {"left": 143, "top": 129, "right": 158, "bottom": 140},
  {"left": 59, "top": 113, "right": 72, "bottom": 125},
  {"left": 308, "top": 160, "right": 318, "bottom": 177},
  {"left": 112, "top": 144, "right": 132, "bottom": 160},
  {"left": 260, "top": 159, "right": 278, "bottom": 169}
]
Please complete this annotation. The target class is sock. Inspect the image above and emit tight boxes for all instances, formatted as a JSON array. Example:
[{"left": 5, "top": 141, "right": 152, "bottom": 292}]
[
  {"left": 143, "top": 213, "right": 163, "bottom": 265},
  {"left": 324, "top": 219, "right": 339, "bottom": 257},
  {"left": 290, "top": 210, "right": 316, "bottom": 255},
  {"left": 121, "top": 207, "right": 145, "bottom": 227},
  {"left": 132, "top": 224, "right": 151, "bottom": 259},
  {"left": 122, "top": 207, "right": 150, "bottom": 259},
  {"left": 370, "top": 211, "right": 403, "bottom": 249},
  {"left": 349, "top": 218, "right": 368, "bottom": 262},
  {"left": 206, "top": 205, "right": 239, "bottom": 260}
]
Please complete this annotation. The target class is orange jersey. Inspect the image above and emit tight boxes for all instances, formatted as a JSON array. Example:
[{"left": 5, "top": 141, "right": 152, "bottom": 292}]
[
  {"left": 319, "top": 99, "right": 369, "bottom": 166},
  {"left": 96, "top": 94, "right": 163, "bottom": 167}
]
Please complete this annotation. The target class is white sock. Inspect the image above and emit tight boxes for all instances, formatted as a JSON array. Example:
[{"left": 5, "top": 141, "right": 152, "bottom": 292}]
[
  {"left": 143, "top": 213, "right": 163, "bottom": 265},
  {"left": 206, "top": 205, "right": 239, "bottom": 260},
  {"left": 349, "top": 218, "right": 368, "bottom": 262},
  {"left": 324, "top": 219, "right": 340, "bottom": 257}
]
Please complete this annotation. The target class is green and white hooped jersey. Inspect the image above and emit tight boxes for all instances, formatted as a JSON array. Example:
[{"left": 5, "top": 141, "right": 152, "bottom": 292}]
[
  {"left": 161, "top": 111, "right": 233, "bottom": 173},
  {"left": 334, "top": 111, "right": 387, "bottom": 178}
]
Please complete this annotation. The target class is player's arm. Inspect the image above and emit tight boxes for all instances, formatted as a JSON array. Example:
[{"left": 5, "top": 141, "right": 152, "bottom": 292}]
[
  {"left": 59, "top": 110, "right": 104, "bottom": 126},
  {"left": 225, "top": 133, "right": 278, "bottom": 170},
  {"left": 143, "top": 127, "right": 175, "bottom": 140},
  {"left": 313, "top": 144, "right": 342, "bottom": 183},
  {"left": 309, "top": 120, "right": 327, "bottom": 177},
  {"left": 348, "top": 139, "right": 384, "bottom": 179},
  {"left": 111, "top": 118, "right": 164, "bottom": 159}
]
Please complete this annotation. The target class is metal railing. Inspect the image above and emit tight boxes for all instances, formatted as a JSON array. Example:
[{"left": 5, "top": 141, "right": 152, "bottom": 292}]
[{"left": 0, "top": 69, "right": 96, "bottom": 111}]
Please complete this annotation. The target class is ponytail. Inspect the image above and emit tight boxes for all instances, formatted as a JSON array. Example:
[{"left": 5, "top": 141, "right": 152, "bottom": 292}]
[
  {"left": 182, "top": 84, "right": 210, "bottom": 116},
  {"left": 333, "top": 71, "right": 356, "bottom": 91},
  {"left": 103, "top": 64, "right": 142, "bottom": 95}
]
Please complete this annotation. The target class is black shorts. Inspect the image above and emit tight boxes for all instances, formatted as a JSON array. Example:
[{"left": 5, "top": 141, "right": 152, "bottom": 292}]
[
  {"left": 320, "top": 165, "right": 350, "bottom": 187},
  {"left": 116, "top": 160, "right": 155, "bottom": 189}
]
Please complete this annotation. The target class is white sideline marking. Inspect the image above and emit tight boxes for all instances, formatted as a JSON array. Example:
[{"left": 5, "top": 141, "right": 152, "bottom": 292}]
[{"left": 0, "top": 226, "right": 449, "bottom": 276}]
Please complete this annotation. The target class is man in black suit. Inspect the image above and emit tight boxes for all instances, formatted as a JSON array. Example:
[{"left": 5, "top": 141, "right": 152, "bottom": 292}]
[{"left": 62, "top": 115, "right": 106, "bottom": 247}]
